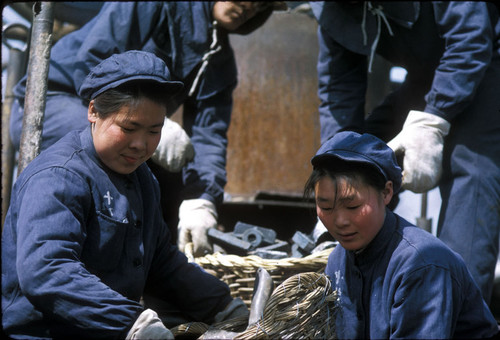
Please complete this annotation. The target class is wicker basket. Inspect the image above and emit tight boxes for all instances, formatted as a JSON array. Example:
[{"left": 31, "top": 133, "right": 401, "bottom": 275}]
[
  {"left": 235, "top": 272, "right": 338, "bottom": 339},
  {"left": 171, "top": 271, "right": 338, "bottom": 339},
  {"left": 186, "top": 243, "right": 333, "bottom": 308}
]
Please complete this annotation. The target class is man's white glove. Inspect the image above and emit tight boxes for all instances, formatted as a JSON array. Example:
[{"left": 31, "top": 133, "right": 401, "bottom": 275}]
[
  {"left": 126, "top": 309, "right": 174, "bottom": 340},
  {"left": 151, "top": 117, "right": 194, "bottom": 173},
  {"left": 387, "top": 110, "right": 450, "bottom": 193},
  {"left": 178, "top": 198, "right": 217, "bottom": 256}
]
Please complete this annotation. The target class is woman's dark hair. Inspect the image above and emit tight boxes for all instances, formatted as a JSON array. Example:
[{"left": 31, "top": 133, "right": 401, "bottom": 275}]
[
  {"left": 304, "top": 157, "right": 388, "bottom": 208},
  {"left": 92, "top": 80, "right": 170, "bottom": 118}
]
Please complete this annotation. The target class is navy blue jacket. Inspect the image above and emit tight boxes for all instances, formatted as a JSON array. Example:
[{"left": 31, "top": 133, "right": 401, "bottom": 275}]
[
  {"left": 14, "top": 1, "right": 237, "bottom": 205},
  {"left": 325, "top": 209, "right": 498, "bottom": 338},
  {"left": 310, "top": 1, "right": 500, "bottom": 142},
  {"left": 2, "top": 127, "right": 232, "bottom": 339}
]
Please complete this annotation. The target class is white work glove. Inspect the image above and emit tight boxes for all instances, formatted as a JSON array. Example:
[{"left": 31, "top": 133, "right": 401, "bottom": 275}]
[
  {"left": 126, "top": 309, "right": 174, "bottom": 340},
  {"left": 387, "top": 110, "right": 450, "bottom": 193},
  {"left": 151, "top": 117, "right": 194, "bottom": 173},
  {"left": 178, "top": 198, "right": 218, "bottom": 257}
]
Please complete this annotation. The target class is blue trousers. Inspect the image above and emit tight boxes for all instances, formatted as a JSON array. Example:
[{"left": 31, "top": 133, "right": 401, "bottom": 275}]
[{"left": 436, "top": 61, "right": 500, "bottom": 304}]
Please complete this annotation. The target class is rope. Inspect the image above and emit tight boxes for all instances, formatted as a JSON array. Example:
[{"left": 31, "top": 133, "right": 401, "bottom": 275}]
[
  {"left": 361, "top": 2, "right": 394, "bottom": 73},
  {"left": 188, "top": 21, "right": 222, "bottom": 97}
]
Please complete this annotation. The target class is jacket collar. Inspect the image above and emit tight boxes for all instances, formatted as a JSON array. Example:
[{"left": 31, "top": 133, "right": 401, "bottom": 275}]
[{"left": 81, "top": 125, "right": 100, "bottom": 166}]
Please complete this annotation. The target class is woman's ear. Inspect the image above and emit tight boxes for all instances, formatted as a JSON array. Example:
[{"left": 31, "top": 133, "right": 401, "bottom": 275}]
[
  {"left": 382, "top": 181, "right": 394, "bottom": 206},
  {"left": 88, "top": 100, "right": 97, "bottom": 123}
]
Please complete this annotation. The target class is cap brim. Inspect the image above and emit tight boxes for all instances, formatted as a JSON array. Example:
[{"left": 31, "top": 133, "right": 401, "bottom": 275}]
[
  {"left": 90, "top": 75, "right": 184, "bottom": 99},
  {"left": 312, "top": 150, "right": 390, "bottom": 182}
]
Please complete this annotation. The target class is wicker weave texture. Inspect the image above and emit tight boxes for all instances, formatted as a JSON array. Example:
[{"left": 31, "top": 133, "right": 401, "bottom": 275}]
[
  {"left": 171, "top": 271, "right": 338, "bottom": 339},
  {"left": 235, "top": 272, "right": 338, "bottom": 339},
  {"left": 192, "top": 247, "right": 332, "bottom": 307}
]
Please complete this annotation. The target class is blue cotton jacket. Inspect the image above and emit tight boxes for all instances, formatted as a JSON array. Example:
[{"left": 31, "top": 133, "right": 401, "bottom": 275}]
[
  {"left": 13, "top": 1, "right": 237, "bottom": 205},
  {"left": 310, "top": 1, "right": 500, "bottom": 142},
  {"left": 325, "top": 209, "right": 498, "bottom": 339},
  {"left": 1, "top": 127, "right": 232, "bottom": 339}
]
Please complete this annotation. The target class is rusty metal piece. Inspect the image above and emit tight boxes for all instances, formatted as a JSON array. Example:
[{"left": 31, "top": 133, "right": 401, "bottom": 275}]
[
  {"left": 207, "top": 228, "right": 252, "bottom": 256},
  {"left": 242, "top": 229, "right": 264, "bottom": 248},
  {"left": 291, "top": 243, "right": 306, "bottom": 258},
  {"left": 292, "top": 231, "right": 315, "bottom": 253},
  {"left": 17, "top": 2, "right": 55, "bottom": 175},
  {"left": 233, "top": 221, "right": 277, "bottom": 246},
  {"left": 255, "top": 240, "right": 290, "bottom": 253},
  {"left": 249, "top": 249, "right": 288, "bottom": 259},
  {"left": 311, "top": 241, "right": 337, "bottom": 254}
]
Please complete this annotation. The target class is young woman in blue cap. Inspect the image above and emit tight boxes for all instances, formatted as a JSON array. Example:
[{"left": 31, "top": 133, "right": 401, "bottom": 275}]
[
  {"left": 304, "top": 131, "right": 499, "bottom": 338},
  {"left": 9, "top": 1, "right": 286, "bottom": 258},
  {"left": 2, "top": 51, "right": 247, "bottom": 339}
]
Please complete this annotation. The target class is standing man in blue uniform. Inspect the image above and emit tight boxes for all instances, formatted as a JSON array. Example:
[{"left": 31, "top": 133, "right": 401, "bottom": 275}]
[
  {"left": 10, "top": 1, "right": 286, "bottom": 257},
  {"left": 304, "top": 131, "right": 499, "bottom": 338},
  {"left": 2, "top": 51, "right": 248, "bottom": 339},
  {"left": 309, "top": 1, "right": 500, "bottom": 305}
]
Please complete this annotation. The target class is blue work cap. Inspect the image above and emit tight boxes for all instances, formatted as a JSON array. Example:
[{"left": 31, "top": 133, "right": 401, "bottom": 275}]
[
  {"left": 311, "top": 131, "right": 402, "bottom": 193},
  {"left": 78, "top": 50, "right": 184, "bottom": 100}
]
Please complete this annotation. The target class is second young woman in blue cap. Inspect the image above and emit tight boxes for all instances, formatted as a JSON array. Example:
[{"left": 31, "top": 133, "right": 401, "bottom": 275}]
[{"left": 304, "top": 131, "right": 498, "bottom": 339}]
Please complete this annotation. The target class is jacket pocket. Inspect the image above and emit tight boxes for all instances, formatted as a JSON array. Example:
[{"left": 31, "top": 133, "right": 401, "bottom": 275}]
[{"left": 81, "top": 211, "right": 128, "bottom": 272}]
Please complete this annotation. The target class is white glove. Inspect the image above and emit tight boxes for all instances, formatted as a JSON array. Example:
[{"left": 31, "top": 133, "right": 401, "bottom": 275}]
[
  {"left": 387, "top": 110, "right": 450, "bottom": 193},
  {"left": 178, "top": 198, "right": 218, "bottom": 256},
  {"left": 126, "top": 309, "right": 174, "bottom": 340},
  {"left": 151, "top": 117, "right": 194, "bottom": 173}
]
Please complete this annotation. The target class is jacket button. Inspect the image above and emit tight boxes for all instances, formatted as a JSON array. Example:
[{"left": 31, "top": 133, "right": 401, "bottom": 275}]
[
  {"left": 133, "top": 258, "right": 142, "bottom": 267},
  {"left": 135, "top": 220, "right": 142, "bottom": 229}
]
